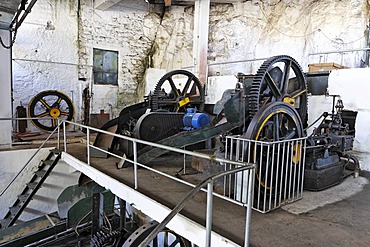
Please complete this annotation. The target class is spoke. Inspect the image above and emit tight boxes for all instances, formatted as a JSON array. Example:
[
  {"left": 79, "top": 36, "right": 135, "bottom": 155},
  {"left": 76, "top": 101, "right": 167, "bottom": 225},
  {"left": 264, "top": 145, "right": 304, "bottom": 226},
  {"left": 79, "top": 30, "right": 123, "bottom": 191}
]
[
  {"left": 51, "top": 118, "right": 56, "bottom": 128},
  {"left": 36, "top": 111, "right": 50, "bottom": 118},
  {"left": 158, "top": 100, "right": 177, "bottom": 104},
  {"left": 167, "top": 77, "right": 180, "bottom": 97},
  {"left": 39, "top": 98, "right": 51, "bottom": 110},
  {"left": 266, "top": 72, "right": 282, "bottom": 99},
  {"left": 273, "top": 114, "right": 280, "bottom": 141},
  {"left": 280, "top": 60, "right": 292, "bottom": 94},
  {"left": 181, "top": 75, "right": 194, "bottom": 96},
  {"left": 174, "top": 105, "right": 180, "bottom": 112},
  {"left": 52, "top": 96, "right": 63, "bottom": 107},
  {"left": 164, "top": 231, "right": 169, "bottom": 247},
  {"left": 290, "top": 88, "right": 307, "bottom": 99},
  {"left": 284, "top": 130, "right": 296, "bottom": 140},
  {"left": 60, "top": 111, "right": 70, "bottom": 117},
  {"left": 169, "top": 239, "right": 180, "bottom": 247},
  {"left": 153, "top": 235, "right": 158, "bottom": 247}
]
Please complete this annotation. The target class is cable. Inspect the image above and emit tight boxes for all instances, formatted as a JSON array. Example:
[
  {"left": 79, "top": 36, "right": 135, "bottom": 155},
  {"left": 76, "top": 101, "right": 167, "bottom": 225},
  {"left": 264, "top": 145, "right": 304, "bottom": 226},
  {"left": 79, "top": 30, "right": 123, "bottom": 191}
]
[
  {"left": 318, "top": 28, "right": 366, "bottom": 45},
  {"left": 0, "top": 28, "right": 18, "bottom": 49}
]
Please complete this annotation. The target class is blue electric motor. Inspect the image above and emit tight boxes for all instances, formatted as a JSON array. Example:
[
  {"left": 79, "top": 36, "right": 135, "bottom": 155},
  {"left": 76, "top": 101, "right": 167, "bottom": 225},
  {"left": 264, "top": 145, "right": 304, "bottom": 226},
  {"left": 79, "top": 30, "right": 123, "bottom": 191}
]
[{"left": 183, "top": 108, "right": 210, "bottom": 130}]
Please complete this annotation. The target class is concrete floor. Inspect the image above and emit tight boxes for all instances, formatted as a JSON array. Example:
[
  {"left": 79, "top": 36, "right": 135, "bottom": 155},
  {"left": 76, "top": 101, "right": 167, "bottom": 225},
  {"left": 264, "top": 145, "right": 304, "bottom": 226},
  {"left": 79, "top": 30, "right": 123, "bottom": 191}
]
[{"left": 64, "top": 142, "right": 370, "bottom": 247}]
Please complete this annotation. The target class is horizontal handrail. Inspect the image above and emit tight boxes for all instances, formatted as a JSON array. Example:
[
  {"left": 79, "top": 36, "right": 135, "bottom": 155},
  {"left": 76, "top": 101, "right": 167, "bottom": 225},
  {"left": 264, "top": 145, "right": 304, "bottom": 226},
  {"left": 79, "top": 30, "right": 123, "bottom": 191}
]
[
  {"left": 139, "top": 165, "right": 255, "bottom": 247},
  {"left": 63, "top": 120, "right": 249, "bottom": 167}
]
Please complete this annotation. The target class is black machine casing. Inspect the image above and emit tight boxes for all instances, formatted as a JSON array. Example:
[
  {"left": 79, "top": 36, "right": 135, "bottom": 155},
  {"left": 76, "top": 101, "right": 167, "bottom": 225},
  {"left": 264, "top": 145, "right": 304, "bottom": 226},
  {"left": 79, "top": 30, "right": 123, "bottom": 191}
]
[{"left": 304, "top": 109, "right": 358, "bottom": 191}]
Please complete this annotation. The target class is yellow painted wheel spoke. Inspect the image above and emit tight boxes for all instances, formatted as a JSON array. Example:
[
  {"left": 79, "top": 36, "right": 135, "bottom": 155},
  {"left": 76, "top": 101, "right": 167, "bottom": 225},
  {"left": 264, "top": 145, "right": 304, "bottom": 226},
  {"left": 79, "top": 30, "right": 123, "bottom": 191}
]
[
  {"left": 36, "top": 111, "right": 50, "bottom": 118},
  {"left": 51, "top": 118, "right": 56, "bottom": 128},
  {"left": 39, "top": 99, "right": 51, "bottom": 109},
  {"left": 60, "top": 111, "right": 69, "bottom": 116},
  {"left": 290, "top": 89, "right": 307, "bottom": 99},
  {"left": 56, "top": 97, "right": 62, "bottom": 104}
]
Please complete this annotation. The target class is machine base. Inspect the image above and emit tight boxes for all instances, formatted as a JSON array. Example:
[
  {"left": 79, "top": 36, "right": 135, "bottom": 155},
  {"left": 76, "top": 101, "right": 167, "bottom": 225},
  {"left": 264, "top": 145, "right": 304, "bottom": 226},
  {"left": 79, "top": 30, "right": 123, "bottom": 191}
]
[{"left": 304, "top": 161, "right": 345, "bottom": 191}]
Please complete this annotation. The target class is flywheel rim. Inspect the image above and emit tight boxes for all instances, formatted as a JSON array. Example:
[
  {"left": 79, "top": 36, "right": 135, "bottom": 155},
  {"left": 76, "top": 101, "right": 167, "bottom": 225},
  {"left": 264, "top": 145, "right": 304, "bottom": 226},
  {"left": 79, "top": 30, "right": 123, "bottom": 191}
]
[{"left": 244, "top": 102, "right": 304, "bottom": 194}]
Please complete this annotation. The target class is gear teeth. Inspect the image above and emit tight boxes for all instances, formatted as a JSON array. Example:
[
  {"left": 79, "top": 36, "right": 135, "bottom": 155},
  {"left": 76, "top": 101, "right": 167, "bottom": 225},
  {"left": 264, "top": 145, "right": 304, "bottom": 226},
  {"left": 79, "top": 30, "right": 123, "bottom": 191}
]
[{"left": 248, "top": 55, "right": 308, "bottom": 124}]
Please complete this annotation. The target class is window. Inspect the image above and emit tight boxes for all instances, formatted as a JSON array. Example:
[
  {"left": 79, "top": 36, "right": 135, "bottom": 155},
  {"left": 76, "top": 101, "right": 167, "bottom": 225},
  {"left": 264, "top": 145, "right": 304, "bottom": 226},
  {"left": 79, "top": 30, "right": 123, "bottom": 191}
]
[{"left": 93, "top": 48, "right": 118, "bottom": 85}]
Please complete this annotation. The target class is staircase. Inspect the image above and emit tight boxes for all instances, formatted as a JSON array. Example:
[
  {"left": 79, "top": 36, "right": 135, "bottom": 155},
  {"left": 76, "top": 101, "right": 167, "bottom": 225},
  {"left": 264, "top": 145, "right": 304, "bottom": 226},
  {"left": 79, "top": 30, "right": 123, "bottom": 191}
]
[{"left": 0, "top": 149, "right": 61, "bottom": 229}]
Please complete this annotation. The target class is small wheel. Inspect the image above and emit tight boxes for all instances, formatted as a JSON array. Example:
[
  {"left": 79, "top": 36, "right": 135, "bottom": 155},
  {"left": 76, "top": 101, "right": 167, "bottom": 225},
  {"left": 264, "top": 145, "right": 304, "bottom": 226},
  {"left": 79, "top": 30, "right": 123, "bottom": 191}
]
[
  {"left": 123, "top": 221, "right": 191, "bottom": 247},
  {"left": 151, "top": 70, "right": 205, "bottom": 112},
  {"left": 244, "top": 102, "right": 304, "bottom": 196},
  {"left": 28, "top": 90, "right": 74, "bottom": 132},
  {"left": 249, "top": 55, "right": 308, "bottom": 127}
]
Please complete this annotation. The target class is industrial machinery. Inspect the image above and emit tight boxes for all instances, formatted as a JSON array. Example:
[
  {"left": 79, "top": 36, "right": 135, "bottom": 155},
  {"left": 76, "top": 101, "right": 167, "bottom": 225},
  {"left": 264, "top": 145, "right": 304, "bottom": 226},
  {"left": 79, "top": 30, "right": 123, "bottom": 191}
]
[
  {"left": 93, "top": 54, "right": 360, "bottom": 195},
  {"left": 304, "top": 95, "right": 359, "bottom": 190},
  {"left": 28, "top": 90, "right": 75, "bottom": 132}
]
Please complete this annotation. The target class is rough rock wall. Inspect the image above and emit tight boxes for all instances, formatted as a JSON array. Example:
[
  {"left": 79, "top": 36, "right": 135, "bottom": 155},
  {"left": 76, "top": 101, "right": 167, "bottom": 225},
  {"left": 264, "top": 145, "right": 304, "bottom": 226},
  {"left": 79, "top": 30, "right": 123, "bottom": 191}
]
[
  {"left": 151, "top": 0, "right": 369, "bottom": 76},
  {"left": 77, "top": 0, "right": 162, "bottom": 115}
]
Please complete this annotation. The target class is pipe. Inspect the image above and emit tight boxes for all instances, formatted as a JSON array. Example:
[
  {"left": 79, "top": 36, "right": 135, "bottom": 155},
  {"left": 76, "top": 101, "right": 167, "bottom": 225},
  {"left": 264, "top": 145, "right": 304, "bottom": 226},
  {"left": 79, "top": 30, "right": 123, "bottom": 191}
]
[{"left": 339, "top": 152, "right": 360, "bottom": 178}]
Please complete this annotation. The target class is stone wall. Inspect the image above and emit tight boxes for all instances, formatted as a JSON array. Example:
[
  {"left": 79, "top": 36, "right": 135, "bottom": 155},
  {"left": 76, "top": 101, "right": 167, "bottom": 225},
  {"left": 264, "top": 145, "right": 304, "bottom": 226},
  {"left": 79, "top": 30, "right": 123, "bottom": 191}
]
[{"left": 77, "top": 0, "right": 162, "bottom": 116}]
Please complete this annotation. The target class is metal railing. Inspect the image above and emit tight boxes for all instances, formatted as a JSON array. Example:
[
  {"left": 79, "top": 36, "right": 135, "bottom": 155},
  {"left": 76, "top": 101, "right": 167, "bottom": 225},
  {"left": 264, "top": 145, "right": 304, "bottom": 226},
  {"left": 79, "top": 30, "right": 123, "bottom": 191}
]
[
  {"left": 0, "top": 117, "right": 63, "bottom": 197},
  {"left": 139, "top": 165, "right": 254, "bottom": 247},
  {"left": 225, "top": 135, "right": 307, "bottom": 213},
  {"left": 61, "top": 120, "right": 256, "bottom": 246}
]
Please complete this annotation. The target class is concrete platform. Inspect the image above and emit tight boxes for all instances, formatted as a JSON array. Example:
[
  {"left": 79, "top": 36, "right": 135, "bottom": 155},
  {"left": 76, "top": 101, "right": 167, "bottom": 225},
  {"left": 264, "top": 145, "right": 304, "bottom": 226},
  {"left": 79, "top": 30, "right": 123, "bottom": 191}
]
[{"left": 64, "top": 143, "right": 370, "bottom": 247}]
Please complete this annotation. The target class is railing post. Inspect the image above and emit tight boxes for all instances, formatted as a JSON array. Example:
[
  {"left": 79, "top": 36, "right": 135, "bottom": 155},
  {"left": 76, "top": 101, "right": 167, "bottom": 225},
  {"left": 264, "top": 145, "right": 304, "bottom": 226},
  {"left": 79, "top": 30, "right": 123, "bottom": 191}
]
[
  {"left": 244, "top": 168, "right": 255, "bottom": 247},
  {"left": 57, "top": 118, "right": 60, "bottom": 150},
  {"left": 87, "top": 128, "right": 90, "bottom": 165},
  {"left": 63, "top": 121, "right": 67, "bottom": 152},
  {"left": 133, "top": 141, "right": 138, "bottom": 189},
  {"left": 205, "top": 180, "right": 214, "bottom": 247}
]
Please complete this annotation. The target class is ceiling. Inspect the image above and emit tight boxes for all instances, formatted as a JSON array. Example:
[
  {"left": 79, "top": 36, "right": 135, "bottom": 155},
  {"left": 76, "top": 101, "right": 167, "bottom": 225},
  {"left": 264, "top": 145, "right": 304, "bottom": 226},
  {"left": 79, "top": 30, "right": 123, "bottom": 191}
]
[{"left": 0, "top": 0, "right": 23, "bottom": 30}]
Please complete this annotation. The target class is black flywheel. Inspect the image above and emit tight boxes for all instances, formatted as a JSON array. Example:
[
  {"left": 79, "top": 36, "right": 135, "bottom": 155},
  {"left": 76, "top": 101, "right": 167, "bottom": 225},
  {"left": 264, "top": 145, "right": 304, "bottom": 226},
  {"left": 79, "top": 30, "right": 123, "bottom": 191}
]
[
  {"left": 150, "top": 70, "right": 205, "bottom": 112},
  {"left": 28, "top": 90, "right": 75, "bottom": 132}
]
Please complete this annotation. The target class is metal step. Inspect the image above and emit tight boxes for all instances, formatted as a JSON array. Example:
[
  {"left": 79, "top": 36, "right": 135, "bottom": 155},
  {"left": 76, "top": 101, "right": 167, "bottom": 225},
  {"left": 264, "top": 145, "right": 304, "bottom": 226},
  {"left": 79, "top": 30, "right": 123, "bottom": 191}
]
[
  {"left": 41, "top": 159, "right": 54, "bottom": 166},
  {"left": 35, "top": 170, "right": 47, "bottom": 177},
  {"left": 9, "top": 206, "right": 21, "bottom": 216},
  {"left": 0, "top": 218, "right": 11, "bottom": 228},
  {"left": 18, "top": 194, "right": 30, "bottom": 203},
  {"left": 27, "top": 182, "right": 38, "bottom": 189},
  {"left": 50, "top": 148, "right": 61, "bottom": 155}
]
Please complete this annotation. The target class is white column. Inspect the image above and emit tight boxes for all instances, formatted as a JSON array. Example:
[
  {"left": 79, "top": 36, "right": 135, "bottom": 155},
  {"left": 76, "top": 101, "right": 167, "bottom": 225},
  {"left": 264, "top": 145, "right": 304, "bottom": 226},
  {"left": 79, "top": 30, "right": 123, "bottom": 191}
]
[
  {"left": 193, "top": 0, "right": 210, "bottom": 86},
  {"left": 0, "top": 30, "right": 13, "bottom": 147}
]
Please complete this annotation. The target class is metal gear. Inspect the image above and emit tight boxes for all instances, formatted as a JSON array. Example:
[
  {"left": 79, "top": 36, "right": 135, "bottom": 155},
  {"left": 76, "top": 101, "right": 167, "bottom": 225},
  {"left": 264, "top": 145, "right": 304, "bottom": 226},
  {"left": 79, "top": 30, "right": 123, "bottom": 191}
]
[
  {"left": 28, "top": 90, "right": 75, "bottom": 132},
  {"left": 151, "top": 70, "right": 205, "bottom": 112},
  {"left": 249, "top": 55, "right": 308, "bottom": 127}
]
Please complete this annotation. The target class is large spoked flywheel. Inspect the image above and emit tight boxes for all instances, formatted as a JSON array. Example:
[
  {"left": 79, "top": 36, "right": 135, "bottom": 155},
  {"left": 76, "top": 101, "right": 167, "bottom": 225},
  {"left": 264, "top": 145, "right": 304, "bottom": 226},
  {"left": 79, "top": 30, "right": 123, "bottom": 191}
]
[
  {"left": 28, "top": 90, "right": 75, "bottom": 132},
  {"left": 249, "top": 55, "right": 308, "bottom": 127},
  {"left": 122, "top": 221, "right": 191, "bottom": 247},
  {"left": 245, "top": 102, "right": 304, "bottom": 195},
  {"left": 151, "top": 70, "right": 205, "bottom": 112}
]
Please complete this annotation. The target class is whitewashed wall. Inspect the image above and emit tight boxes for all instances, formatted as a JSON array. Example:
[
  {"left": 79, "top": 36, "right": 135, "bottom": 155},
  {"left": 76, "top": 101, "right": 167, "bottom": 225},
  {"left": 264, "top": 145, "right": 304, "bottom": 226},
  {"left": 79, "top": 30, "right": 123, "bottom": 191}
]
[{"left": 12, "top": 0, "right": 80, "bottom": 130}]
